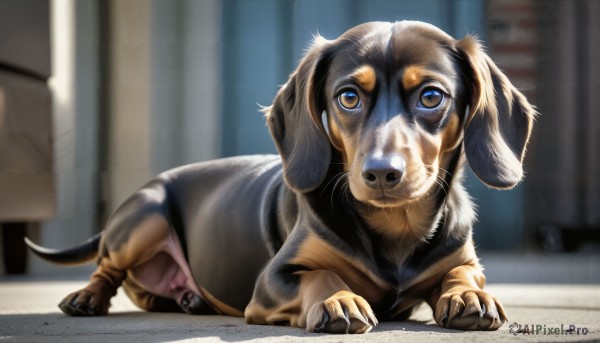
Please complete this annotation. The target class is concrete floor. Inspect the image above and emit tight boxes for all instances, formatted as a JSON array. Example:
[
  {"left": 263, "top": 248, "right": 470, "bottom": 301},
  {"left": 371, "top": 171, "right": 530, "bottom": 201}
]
[{"left": 0, "top": 275, "right": 599, "bottom": 343}]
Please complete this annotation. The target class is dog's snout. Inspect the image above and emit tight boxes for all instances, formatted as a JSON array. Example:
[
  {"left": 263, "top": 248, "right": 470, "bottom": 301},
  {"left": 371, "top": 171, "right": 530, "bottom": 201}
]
[{"left": 361, "top": 156, "right": 405, "bottom": 189}]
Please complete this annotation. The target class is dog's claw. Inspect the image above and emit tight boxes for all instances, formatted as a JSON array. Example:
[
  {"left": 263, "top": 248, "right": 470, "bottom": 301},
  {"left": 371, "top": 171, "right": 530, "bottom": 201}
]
[
  {"left": 313, "top": 311, "right": 330, "bottom": 333},
  {"left": 441, "top": 314, "right": 448, "bottom": 327},
  {"left": 307, "top": 291, "right": 376, "bottom": 334},
  {"left": 435, "top": 289, "right": 506, "bottom": 331}
]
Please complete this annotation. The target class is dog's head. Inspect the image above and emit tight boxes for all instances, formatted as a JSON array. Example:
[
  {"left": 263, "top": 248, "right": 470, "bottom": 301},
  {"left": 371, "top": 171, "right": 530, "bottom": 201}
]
[{"left": 266, "top": 21, "right": 536, "bottom": 207}]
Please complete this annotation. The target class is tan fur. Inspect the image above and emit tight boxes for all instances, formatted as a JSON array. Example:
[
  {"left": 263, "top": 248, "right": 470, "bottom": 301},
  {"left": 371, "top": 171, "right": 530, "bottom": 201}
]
[
  {"left": 351, "top": 65, "right": 377, "bottom": 92},
  {"left": 245, "top": 294, "right": 302, "bottom": 326},
  {"left": 247, "top": 270, "right": 378, "bottom": 333},
  {"left": 402, "top": 65, "right": 455, "bottom": 92},
  {"left": 362, "top": 199, "right": 439, "bottom": 243},
  {"left": 326, "top": 111, "right": 346, "bottom": 154},
  {"left": 122, "top": 278, "right": 162, "bottom": 311},
  {"left": 402, "top": 65, "right": 426, "bottom": 90},
  {"left": 431, "top": 263, "right": 508, "bottom": 330},
  {"left": 105, "top": 215, "right": 171, "bottom": 270},
  {"left": 440, "top": 114, "right": 462, "bottom": 153},
  {"left": 409, "top": 237, "right": 479, "bottom": 290},
  {"left": 300, "top": 272, "right": 377, "bottom": 333},
  {"left": 292, "top": 233, "right": 391, "bottom": 302},
  {"left": 199, "top": 287, "right": 245, "bottom": 317},
  {"left": 74, "top": 216, "right": 174, "bottom": 313}
]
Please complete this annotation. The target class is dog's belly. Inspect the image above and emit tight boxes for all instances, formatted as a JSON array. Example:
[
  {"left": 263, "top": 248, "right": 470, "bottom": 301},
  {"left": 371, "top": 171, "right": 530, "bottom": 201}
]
[
  {"left": 167, "top": 155, "right": 284, "bottom": 311},
  {"left": 185, "top": 211, "right": 272, "bottom": 312}
]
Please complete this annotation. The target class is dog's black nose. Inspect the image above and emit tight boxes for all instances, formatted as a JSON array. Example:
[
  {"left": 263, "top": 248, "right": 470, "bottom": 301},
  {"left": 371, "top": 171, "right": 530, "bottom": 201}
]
[{"left": 361, "top": 156, "right": 404, "bottom": 189}]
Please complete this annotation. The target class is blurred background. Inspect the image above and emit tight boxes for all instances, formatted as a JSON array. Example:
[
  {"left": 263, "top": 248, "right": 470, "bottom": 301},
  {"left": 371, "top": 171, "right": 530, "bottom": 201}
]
[{"left": 0, "top": 0, "right": 598, "bottom": 282}]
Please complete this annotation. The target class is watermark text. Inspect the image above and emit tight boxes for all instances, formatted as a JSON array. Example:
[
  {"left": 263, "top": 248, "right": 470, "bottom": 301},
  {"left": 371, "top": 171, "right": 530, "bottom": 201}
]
[{"left": 509, "top": 322, "right": 589, "bottom": 336}]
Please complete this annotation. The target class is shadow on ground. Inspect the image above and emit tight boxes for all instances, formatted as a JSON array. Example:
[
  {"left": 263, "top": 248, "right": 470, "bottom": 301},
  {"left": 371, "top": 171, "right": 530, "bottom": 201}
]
[{"left": 0, "top": 311, "right": 464, "bottom": 343}]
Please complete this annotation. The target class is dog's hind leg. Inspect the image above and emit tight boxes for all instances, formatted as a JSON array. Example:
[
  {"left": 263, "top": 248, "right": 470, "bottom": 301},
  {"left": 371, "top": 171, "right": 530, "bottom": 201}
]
[
  {"left": 60, "top": 212, "right": 214, "bottom": 316},
  {"left": 58, "top": 256, "right": 125, "bottom": 316},
  {"left": 123, "top": 245, "right": 216, "bottom": 315},
  {"left": 57, "top": 180, "right": 216, "bottom": 316}
]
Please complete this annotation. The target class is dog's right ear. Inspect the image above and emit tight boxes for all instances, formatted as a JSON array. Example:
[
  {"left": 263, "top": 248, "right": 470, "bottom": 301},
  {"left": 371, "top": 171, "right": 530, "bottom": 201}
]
[
  {"left": 266, "top": 37, "right": 334, "bottom": 193},
  {"left": 456, "top": 36, "right": 537, "bottom": 189}
]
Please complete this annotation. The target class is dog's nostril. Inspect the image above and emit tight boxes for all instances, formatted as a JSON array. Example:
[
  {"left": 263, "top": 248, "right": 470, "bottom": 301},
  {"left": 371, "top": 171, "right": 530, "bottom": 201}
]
[
  {"left": 366, "top": 173, "right": 377, "bottom": 183},
  {"left": 386, "top": 171, "right": 400, "bottom": 183}
]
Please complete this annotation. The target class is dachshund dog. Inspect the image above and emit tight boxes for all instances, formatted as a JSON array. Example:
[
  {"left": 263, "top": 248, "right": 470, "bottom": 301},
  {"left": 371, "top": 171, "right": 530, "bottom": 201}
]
[{"left": 27, "top": 21, "right": 536, "bottom": 334}]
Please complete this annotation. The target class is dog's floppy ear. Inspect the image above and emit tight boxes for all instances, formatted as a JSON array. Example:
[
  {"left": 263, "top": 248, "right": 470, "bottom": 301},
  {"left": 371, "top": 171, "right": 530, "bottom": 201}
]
[
  {"left": 456, "top": 37, "right": 537, "bottom": 189},
  {"left": 266, "top": 37, "right": 333, "bottom": 193}
]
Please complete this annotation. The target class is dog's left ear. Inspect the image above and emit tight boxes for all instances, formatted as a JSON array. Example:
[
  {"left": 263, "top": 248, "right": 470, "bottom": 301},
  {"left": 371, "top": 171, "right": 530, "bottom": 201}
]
[
  {"left": 265, "top": 37, "right": 333, "bottom": 193},
  {"left": 456, "top": 37, "right": 537, "bottom": 189}
]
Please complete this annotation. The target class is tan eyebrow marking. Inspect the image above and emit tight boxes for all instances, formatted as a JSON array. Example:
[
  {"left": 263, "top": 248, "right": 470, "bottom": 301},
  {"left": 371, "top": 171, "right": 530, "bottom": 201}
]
[
  {"left": 402, "top": 65, "right": 426, "bottom": 90},
  {"left": 351, "top": 65, "right": 377, "bottom": 92}
]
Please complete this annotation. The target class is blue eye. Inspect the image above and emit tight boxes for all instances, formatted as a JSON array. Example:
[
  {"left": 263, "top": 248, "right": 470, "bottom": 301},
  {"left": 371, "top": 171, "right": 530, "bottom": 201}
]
[
  {"left": 420, "top": 88, "right": 444, "bottom": 108},
  {"left": 338, "top": 90, "right": 360, "bottom": 110}
]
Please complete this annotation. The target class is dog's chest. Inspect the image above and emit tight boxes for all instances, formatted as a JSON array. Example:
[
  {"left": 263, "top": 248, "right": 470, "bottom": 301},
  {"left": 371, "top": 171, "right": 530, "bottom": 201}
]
[{"left": 372, "top": 237, "right": 417, "bottom": 287}]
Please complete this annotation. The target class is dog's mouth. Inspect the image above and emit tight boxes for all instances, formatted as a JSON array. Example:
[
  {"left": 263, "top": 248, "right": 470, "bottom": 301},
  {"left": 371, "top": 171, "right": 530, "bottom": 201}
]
[
  {"left": 350, "top": 176, "right": 439, "bottom": 209},
  {"left": 366, "top": 195, "right": 403, "bottom": 208},
  {"left": 353, "top": 188, "right": 409, "bottom": 208},
  {"left": 345, "top": 155, "right": 442, "bottom": 209}
]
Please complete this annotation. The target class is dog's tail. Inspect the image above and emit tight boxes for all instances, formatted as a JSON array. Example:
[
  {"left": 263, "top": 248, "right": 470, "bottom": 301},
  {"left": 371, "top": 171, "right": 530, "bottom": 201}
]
[{"left": 24, "top": 233, "right": 102, "bottom": 265}]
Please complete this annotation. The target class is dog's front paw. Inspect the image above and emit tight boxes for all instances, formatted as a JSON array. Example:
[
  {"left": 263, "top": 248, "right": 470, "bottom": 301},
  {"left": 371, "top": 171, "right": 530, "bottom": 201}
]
[
  {"left": 435, "top": 288, "right": 507, "bottom": 330},
  {"left": 306, "top": 291, "right": 377, "bottom": 334}
]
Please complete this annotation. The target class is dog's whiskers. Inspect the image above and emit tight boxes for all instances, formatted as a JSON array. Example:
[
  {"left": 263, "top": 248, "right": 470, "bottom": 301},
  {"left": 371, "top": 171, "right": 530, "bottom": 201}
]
[
  {"left": 424, "top": 165, "right": 450, "bottom": 196},
  {"left": 437, "top": 167, "right": 454, "bottom": 182},
  {"left": 320, "top": 171, "right": 346, "bottom": 196},
  {"left": 382, "top": 206, "right": 391, "bottom": 223},
  {"left": 433, "top": 177, "right": 448, "bottom": 198},
  {"left": 322, "top": 171, "right": 352, "bottom": 209}
]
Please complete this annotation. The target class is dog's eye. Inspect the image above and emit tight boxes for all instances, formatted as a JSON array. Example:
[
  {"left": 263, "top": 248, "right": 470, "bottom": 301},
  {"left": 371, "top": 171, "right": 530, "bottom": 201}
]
[
  {"left": 419, "top": 88, "right": 444, "bottom": 108},
  {"left": 338, "top": 90, "right": 360, "bottom": 110}
]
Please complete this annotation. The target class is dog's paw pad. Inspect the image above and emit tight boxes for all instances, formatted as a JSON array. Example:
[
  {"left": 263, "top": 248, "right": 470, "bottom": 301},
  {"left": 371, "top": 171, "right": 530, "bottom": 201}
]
[{"left": 307, "top": 291, "right": 377, "bottom": 334}]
